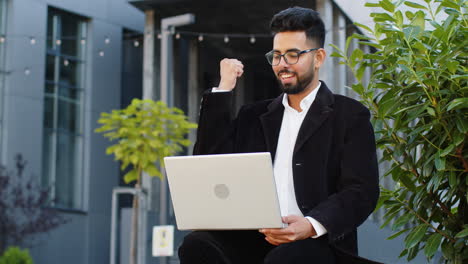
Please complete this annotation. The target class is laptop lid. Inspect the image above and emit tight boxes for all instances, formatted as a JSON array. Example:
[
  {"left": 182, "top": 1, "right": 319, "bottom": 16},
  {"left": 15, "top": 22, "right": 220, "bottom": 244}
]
[{"left": 164, "top": 152, "right": 284, "bottom": 230}]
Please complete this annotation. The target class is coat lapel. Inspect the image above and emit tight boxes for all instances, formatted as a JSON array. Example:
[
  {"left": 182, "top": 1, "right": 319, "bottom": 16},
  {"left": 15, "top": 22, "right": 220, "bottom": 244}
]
[
  {"left": 260, "top": 94, "right": 284, "bottom": 160},
  {"left": 293, "top": 82, "right": 335, "bottom": 154}
]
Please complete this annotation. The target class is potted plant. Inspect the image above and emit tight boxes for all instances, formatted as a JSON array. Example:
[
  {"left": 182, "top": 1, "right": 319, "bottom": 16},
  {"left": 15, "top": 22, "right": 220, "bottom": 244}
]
[{"left": 95, "top": 98, "right": 197, "bottom": 264}]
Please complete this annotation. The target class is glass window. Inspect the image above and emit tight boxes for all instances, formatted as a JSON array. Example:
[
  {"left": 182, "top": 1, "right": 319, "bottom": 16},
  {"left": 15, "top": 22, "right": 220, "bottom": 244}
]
[{"left": 42, "top": 7, "right": 87, "bottom": 209}]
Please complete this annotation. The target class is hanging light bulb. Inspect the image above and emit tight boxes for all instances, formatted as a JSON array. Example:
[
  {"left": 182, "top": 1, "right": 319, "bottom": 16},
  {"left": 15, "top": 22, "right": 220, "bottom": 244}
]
[
  {"left": 0, "top": 35, "right": 5, "bottom": 43},
  {"left": 99, "top": 50, "right": 105, "bottom": 57},
  {"left": 134, "top": 40, "right": 140, "bottom": 47},
  {"left": 157, "top": 33, "right": 162, "bottom": 39},
  {"left": 24, "top": 68, "right": 31, "bottom": 76},
  {"left": 224, "top": 35, "right": 229, "bottom": 43},
  {"left": 30, "top": 37, "right": 36, "bottom": 45},
  {"left": 175, "top": 33, "right": 181, "bottom": 39},
  {"left": 250, "top": 36, "right": 256, "bottom": 44},
  {"left": 80, "top": 38, "right": 86, "bottom": 45},
  {"left": 104, "top": 36, "right": 110, "bottom": 44},
  {"left": 64, "top": 59, "right": 69, "bottom": 66},
  {"left": 198, "top": 35, "right": 204, "bottom": 42},
  {"left": 55, "top": 39, "right": 62, "bottom": 46}
]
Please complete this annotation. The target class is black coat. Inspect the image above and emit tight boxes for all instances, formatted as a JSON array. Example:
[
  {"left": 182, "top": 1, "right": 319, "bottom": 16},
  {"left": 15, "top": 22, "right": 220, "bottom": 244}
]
[{"left": 193, "top": 81, "right": 380, "bottom": 257}]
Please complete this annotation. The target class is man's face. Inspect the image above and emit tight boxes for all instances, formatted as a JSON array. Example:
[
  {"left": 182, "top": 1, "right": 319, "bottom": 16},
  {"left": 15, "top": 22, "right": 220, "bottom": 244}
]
[{"left": 271, "top": 31, "right": 317, "bottom": 95}]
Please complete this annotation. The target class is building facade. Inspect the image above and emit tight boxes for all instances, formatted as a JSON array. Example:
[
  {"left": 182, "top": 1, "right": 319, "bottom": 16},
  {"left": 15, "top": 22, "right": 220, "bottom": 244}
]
[{"left": 1, "top": 0, "right": 143, "bottom": 263}]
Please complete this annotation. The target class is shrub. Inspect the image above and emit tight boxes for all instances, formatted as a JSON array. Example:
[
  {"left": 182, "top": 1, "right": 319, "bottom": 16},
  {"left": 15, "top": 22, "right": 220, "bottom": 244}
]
[
  {"left": 0, "top": 247, "right": 33, "bottom": 264},
  {"left": 331, "top": 0, "right": 467, "bottom": 263}
]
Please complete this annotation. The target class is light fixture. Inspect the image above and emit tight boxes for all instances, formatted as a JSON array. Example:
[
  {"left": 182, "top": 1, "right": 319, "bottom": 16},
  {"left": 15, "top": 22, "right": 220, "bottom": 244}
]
[
  {"left": 134, "top": 40, "right": 140, "bottom": 47},
  {"left": 30, "top": 37, "right": 36, "bottom": 45},
  {"left": 104, "top": 37, "right": 110, "bottom": 44},
  {"left": 198, "top": 35, "right": 204, "bottom": 42},
  {"left": 224, "top": 35, "right": 229, "bottom": 43}
]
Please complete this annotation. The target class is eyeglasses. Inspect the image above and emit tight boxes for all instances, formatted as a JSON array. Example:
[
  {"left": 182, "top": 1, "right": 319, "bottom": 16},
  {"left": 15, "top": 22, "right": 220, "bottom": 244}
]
[{"left": 265, "top": 48, "right": 319, "bottom": 66}]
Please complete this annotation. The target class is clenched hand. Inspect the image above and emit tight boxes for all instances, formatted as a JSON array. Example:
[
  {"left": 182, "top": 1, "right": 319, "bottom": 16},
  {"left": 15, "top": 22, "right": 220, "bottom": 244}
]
[{"left": 218, "top": 58, "right": 244, "bottom": 91}]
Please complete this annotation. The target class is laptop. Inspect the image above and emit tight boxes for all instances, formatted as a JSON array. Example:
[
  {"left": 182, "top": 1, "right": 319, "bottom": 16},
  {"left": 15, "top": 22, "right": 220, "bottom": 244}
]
[{"left": 164, "top": 152, "right": 284, "bottom": 230}]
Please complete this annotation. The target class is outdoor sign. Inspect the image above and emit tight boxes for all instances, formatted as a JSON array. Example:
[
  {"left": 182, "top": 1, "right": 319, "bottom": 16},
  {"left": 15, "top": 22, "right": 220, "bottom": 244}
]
[{"left": 152, "top": 225, "right": 174, "bottom": 257}]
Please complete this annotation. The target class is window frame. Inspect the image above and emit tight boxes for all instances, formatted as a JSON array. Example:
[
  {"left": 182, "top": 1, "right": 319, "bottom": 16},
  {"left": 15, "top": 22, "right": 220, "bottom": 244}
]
[{"left": 42, "top": 7, "right": 88, "bottom": 210}]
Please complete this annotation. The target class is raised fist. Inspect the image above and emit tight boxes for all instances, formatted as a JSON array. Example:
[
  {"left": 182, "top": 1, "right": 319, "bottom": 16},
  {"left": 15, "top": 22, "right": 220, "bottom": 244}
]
[{"left": 218, "top": 58, "right": 244, "bottom": 91}]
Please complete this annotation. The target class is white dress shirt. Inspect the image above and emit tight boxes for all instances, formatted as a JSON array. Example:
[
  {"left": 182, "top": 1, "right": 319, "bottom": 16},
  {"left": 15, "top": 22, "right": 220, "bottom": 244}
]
[
  {"left": 212, "top": 84, "right": 327, "bottom": 238},
  {"left": 273, "top": 82, "right": 327, "bottom": 238}
]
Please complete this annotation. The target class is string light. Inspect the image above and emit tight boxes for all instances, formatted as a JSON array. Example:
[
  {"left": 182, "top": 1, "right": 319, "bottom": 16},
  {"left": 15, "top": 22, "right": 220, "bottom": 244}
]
[
  {"left": 30, "top": 37, "right": 36, "bottom": 45},
  {"left": 157, "top": 33, "right": 161, "bottom": 39},
  {"left": 0, "top": 36, "right": 5, "bottom": 43},
  {"left": 63, "top": 59, "right": 69, "bottom": 66},
  {"left": 198, "top": 35, "right": 204, "bottom": 42},
  {"left": 250, "top": 36, "right": 256, "bottom": 44},
  {"left": 175, "top": 33, "right": 180, "bottom": 39},
  {"left": 133, "top": 40, "right": 140, "bottom": 47},
  {"left": 80, "top": 38, "right": 86, "bottom": 45},
  {"left": 99, "top": 50, "right": 105, "bottom": 57},
  {"left": 104, "top": 37, "right": 110, "bottom": 44},
  {"left": 224, "top": 35, "right": 229, "bottom": 43},
  {"left": 55, "top": 39, "right": 62, "bottom": 46},
  {"left": 24, "top": 68, "right": 31, "bottom": 76}
]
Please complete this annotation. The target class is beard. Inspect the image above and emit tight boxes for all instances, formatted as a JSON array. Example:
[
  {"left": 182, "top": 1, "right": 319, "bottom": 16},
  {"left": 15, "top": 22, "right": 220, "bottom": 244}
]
[{"left": 276, "top": 68, "right": 315, "bottom": 95}]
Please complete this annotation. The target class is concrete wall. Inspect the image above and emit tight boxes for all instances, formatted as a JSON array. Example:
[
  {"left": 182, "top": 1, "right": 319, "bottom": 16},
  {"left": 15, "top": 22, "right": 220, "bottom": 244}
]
[{"left": 1, "top": 0, "right": 144, "bottom": 263}]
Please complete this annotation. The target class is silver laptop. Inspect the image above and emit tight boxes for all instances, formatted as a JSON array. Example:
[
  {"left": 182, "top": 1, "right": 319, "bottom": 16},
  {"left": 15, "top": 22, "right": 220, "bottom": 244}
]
[{"left": 164, "top": 152, "right": 284, "bottom": 230}]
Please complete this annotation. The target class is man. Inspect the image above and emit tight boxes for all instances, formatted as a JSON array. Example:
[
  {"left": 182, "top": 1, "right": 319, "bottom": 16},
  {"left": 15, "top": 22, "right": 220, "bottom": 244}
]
[{"left": 179, "top": 6, "right": 380, "bottom": 264}]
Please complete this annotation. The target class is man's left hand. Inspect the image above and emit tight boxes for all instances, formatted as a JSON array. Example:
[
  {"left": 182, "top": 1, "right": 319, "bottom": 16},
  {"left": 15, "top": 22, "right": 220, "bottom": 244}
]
[{"left": 259, "top": 215, "right": 317, "bottom": 246}]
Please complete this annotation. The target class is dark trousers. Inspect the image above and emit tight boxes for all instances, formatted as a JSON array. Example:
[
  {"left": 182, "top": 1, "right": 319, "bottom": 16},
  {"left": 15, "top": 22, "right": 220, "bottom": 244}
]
[{"left": 178, "top": 230, "right": 336, "bottom": 264}]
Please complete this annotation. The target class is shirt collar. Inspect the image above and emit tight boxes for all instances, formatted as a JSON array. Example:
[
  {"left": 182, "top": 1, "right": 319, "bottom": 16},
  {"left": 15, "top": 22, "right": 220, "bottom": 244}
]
[{"left": 282, "top": 81, "right": 322, "bottom": 113}]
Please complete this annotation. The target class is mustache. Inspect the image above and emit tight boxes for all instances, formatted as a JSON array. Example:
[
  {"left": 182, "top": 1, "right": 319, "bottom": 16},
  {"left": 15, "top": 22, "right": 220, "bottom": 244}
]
[{"left": 277, "top": 69, "right": 296, "bottom": 77}]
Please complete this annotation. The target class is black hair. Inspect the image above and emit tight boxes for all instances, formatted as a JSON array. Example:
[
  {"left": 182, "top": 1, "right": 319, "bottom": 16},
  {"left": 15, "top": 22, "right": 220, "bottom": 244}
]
[{"left": 270, "top": 6, "right": 325, "bottom": 48}]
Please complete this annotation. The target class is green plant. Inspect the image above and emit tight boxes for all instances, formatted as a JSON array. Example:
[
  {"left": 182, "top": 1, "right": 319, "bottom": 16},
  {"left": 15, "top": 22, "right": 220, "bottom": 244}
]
[
  {"left": 331, "top": 0, "right": 467, "bottom": 263},
  {"left": 0, "top": 247, "right": 33, "bottom": 264},
  {"left": 95, "top": 98, "right": 196, "bottom": 264}
]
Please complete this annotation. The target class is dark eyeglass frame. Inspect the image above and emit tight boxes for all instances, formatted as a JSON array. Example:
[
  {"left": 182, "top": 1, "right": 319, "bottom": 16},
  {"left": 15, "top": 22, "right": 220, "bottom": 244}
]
[{"left": 265, "top": 48, "right": 320, "bottom": 66}]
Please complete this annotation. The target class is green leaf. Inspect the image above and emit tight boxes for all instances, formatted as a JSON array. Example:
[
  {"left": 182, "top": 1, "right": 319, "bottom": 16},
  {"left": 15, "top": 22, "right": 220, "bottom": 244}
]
[
  {"left": 447, "top": 98, "right": 468, "bottom": 111},
  {"left": 456, "top": 115, "right": 468, "bottom": 133},
  {"left": 404, "top": 1, "right": 427, "bottom": 10},
  {"left": 440, "top": 0, "right": 461, "bottom": 10},
  {"left": 426, "top": 107, "right": 435, "bottom": 117},
  {"left": 380, "top": 0, "right": 395, "bottom": 12},
  {"left": 435, "top": 156, "right": 446, "bottom": 171},
  {"left": 405, "top": 224, "right": 428, "bottom": 249},
  {"left": 424, "top": 233, "right": 443, "bottom": 257},
  {"left": 440, "top": 144, "right": 455, "bottom": 157},
  {"left": 354, "top": 22, "right": 373, "bottom": 33},
  {"left": 365, "top": 2, "right": 381, "bottom": 7},
  {"left": 399, "top": 172, "right": 416, "bottom": 192},
  {"left": 393, "top": 213, "right": 413, "bottom": 230},
  {"left": 403, "top": 25, "right": 422, "bottom": 40},
  {"left": 455, "top": 227, "right": 468, "bottom": 238},
  {"left": 388, "top": 228, "right": 409, "bottom": 240},
  {"left": 124, "top": 170, "right": 138, "bottom": 184}
]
